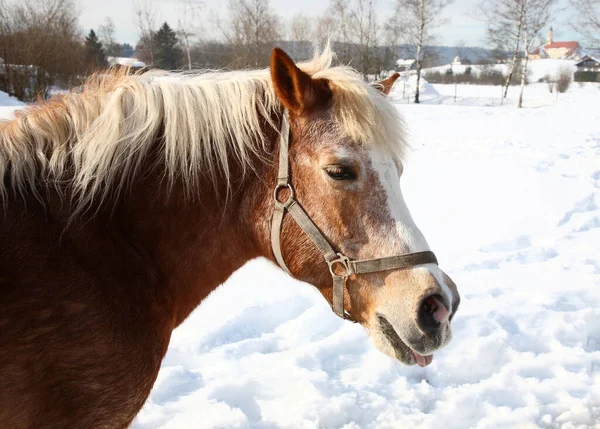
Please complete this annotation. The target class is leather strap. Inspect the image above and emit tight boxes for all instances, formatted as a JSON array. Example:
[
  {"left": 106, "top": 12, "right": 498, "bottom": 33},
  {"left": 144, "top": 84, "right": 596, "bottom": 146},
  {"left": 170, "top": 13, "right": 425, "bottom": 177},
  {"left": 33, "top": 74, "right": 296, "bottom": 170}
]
[
  {"left": 270, "top": 111, "right": 438, "bottom": 322},
  {"left": 271, "top": 200, "right": 290, "bottom": 274},
  {"left": 287, "top": 200, "right": 347, "bottom": 318},
  {"left": 287, "top": 201, "right": 337, "bottom": 263},
  {"left": 271, "top": 111, "right": 292, "bottom": 274},
  {"left": 276, "top": 111, "right": 290, "bottom": 187},
  {"left": 350, "top": 251, "right": 438, "bottom": 274}
]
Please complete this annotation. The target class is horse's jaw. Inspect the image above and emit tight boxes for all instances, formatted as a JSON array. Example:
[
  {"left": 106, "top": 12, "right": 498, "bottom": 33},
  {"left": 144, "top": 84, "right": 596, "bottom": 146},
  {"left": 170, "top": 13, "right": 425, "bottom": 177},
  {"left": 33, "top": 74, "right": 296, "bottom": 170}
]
[
  {"left": 372, "top": 314, "right": 437, "bottom": 367},
  {"left": 366, "top": 306, "right": 458, "bottom": 367}
]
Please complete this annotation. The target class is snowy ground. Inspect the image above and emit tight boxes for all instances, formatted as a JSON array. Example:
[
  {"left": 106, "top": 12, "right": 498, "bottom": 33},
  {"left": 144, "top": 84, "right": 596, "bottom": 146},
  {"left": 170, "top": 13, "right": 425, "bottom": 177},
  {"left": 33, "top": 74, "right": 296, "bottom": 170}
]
[
  {"left": 0, "top": 90, "right": 25, "bottom": 119},
  {"left": 2, "top": 84, "right": 599, "bottom": 428},
  {"left": 421, "top": 59, "right": 577, "bottom": 83},
  {"left": 390, "top": 74, "right": 590, "bottom": 108}
]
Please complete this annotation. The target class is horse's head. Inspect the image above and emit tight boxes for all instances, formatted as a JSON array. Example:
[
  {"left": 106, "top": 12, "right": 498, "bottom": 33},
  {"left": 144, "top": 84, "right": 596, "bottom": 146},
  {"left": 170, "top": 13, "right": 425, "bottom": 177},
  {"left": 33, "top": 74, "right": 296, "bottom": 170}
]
[{"left": 263, "top": 48, "right": 460, "bottom": 367}]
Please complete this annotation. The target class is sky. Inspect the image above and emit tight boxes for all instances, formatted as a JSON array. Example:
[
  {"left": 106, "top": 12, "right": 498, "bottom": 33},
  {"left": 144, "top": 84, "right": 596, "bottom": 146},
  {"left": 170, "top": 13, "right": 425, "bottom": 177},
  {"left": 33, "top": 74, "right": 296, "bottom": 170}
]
[{"left": 76, "top": 0, "right": 581, "bottom": 50}]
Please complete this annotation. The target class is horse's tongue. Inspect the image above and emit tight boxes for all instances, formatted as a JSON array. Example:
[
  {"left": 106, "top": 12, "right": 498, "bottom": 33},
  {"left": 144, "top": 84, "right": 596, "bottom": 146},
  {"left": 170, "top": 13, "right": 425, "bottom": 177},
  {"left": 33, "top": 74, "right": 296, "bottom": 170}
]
[{"left": 412, "top": 350, "right": 433, "bottom": 367}]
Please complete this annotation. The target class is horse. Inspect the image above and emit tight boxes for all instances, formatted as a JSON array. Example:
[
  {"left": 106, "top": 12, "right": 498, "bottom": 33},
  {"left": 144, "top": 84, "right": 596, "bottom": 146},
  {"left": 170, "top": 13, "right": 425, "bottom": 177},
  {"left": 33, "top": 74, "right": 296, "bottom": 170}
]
[{"left": 0, "top": 46, "right": 460, "bottom": 428}]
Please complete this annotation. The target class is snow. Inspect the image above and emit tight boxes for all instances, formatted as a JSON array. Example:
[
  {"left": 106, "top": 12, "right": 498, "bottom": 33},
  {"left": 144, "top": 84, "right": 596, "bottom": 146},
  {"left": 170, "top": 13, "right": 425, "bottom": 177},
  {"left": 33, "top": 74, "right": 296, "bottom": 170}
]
[
  {"left": 0, "top": 90, "right": 25, "bottom": 120},
  {"left": 421, "top": 63, "right": 505, "bottom": 76},
  {"left": 390, "top": 75, "right": 594, "bottom": 108},
  {"left": 2, "top": 83, "right": 599, "bottom": 428},
  {"left": 390, "top": 74, "right": 441, "bottom": 104},
  {"left": 107, "top": 56, "right": 147, "bottom": 68},
  {"left": 526, "top": 59, "right": 577, "bottom": 82},
  {"left": 422, "top": 58, "right": 578, "bottom": 83}
]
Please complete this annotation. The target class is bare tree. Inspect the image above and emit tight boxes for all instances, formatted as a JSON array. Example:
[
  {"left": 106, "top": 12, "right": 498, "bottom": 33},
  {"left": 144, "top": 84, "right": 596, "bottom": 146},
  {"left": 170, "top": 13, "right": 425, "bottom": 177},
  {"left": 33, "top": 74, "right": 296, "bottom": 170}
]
[
  {"left": 0, "top": 0, "right": 84, "bottom": 100},
  {"left": 383, "top": 6, "right": 405, "bottom": 48},
  {"left": 516, "top": 0, "right": 530, "bottom": 107},
  {"left": 315, "top": 16, "right": 337, "bottom": 46},
  {"left": 327, "top": 0, "right": 354, "bottom": 65},
  {"left": 288, "top": 13, "right": 313, "bottom": 60},
  {"left": 133, "top": 0, "right": 157, "bottom": 64},
  {"left": 0, "top": 0, "right": 15, "bottom": 95},
  {"left": 328, "top": 0, "right": 382, "bottom": 78},
  {"left": 99, "top": 17, "right": 120, "bottom": 57},
  {"left": 177, "top": 0, "right": 203, "bottom": 70},
  {"left": 380, "top": 11, "right": 406, "bottom": 75},
  {"left": 178, "top": 21, "right": 193, "bottom": 70},
  {"left": 455, "top": 39, "right": 465, "bottom": 61},
  {"left": 477, "top": 0, "right": 527, "bottom": 98},
  {"left": 289, "top": 13, "right": 313, "bottom": 42},
  {"left": 221, "top": 0, "right": 281, "bottom": 68},
  {"left": 315, "top": 15, "right": 337, "bottom": 46},
  {"left": 517, "top": 0, "right": 556, "bottom": 108},
  {"left": 352, "top": 0, "right": 381, "bottom": 78},
  {"left": 393, "top": 0, "right": 453, "bottom": 103},
  {"left": 569, "top": 0, "right": 600, "bottom": 45}
]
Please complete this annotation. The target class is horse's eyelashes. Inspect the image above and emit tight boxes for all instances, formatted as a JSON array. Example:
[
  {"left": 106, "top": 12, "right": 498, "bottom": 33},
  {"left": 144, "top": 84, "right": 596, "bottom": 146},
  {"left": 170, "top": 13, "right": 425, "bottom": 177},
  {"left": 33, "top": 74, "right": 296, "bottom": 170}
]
[{"left": 325, "top": 165, "right": 357, "bottom": 181}]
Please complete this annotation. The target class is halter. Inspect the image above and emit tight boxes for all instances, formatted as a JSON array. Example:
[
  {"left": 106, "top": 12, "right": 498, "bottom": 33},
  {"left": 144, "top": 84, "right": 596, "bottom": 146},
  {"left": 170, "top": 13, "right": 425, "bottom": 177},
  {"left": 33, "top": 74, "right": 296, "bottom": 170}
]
[{"left": 270, "top": 111, "right": 438, "bottom": 322}]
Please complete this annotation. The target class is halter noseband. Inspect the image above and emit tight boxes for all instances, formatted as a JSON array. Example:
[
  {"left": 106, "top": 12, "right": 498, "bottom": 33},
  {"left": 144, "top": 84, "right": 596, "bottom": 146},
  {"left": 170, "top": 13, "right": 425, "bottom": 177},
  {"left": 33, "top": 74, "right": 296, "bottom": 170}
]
[{"left": 270, "top": 111, "right": 438, "bottom": 322}]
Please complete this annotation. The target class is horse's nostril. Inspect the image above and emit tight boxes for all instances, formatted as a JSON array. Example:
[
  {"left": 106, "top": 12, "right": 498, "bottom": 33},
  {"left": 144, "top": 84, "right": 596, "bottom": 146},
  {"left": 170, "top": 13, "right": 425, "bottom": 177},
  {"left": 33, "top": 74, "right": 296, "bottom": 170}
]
[{"left": 417, "top": 294, "right": 450, "bottom": 334}]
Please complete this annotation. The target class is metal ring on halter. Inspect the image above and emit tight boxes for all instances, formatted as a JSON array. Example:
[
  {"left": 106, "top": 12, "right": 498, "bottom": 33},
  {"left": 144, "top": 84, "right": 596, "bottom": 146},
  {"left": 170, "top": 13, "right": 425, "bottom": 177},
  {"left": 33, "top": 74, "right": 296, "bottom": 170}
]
[
  {"left": 273, "top": 183, "right": 295, "bottom": 207},
  {"left": 327, "top": 254, "right": 353, "bottom": 278}
]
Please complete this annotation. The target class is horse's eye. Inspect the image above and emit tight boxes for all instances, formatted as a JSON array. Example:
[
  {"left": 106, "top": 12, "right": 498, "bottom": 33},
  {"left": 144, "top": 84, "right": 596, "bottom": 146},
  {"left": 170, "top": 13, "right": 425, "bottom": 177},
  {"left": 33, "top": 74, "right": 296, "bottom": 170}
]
[{"left": 325, "top": 165, "right": 357, "bottom": 181}]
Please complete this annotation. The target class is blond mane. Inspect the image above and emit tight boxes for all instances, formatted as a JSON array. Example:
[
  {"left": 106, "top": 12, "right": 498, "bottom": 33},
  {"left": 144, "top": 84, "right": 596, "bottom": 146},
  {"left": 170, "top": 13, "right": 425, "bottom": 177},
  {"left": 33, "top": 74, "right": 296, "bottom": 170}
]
[{"left": 0, "top": 45, "right": 406, "bottom": 211}]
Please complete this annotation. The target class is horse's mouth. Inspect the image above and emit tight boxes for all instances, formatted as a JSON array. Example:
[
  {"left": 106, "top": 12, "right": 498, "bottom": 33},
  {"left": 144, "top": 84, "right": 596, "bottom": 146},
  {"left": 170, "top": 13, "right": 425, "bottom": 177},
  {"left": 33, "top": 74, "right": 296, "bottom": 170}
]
[{"left": 377, "top": 314, "right": 433, "bottom": 367}]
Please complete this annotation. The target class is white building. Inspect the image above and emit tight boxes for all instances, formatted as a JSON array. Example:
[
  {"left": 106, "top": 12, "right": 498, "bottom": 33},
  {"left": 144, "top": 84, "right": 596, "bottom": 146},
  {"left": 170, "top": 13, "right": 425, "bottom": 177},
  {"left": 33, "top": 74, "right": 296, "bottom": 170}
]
[
  {"left": 107, "top": 57, "right": 146, "bottom": 69},
  {"left": 396, "top": 59, "right": 416, "bottom": 72}
]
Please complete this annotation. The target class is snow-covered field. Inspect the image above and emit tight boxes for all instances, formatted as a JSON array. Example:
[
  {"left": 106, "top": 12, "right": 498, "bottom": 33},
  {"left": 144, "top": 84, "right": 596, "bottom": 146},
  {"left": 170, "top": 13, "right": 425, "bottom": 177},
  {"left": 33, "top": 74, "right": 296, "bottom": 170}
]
[
  {"left": 1, "top": 83, "right": 599, "bottom": 428},
  {"left": 421, "top": 58, "right": 577, "bottom": 84},
  {"left": 0, "top": 90, "right": 25, "bottom": 119}
]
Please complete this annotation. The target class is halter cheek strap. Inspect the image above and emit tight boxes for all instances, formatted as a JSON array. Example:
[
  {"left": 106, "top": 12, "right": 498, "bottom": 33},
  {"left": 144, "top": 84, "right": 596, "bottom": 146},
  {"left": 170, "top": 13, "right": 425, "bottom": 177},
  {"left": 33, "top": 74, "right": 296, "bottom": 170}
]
[{"left": 270, "top": 111, "right": 438, "bottom": 322}]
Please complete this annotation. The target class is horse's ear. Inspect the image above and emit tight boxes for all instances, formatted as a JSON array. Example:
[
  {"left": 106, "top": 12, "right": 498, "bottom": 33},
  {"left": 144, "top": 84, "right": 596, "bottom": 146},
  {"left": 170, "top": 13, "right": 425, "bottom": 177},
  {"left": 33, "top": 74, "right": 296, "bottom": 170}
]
[
  {"left": 374, "top": 73, "right": 400, "bottom": 96},
  {"left": 270, "top": 48, "right": 331, "bottom": 116}
]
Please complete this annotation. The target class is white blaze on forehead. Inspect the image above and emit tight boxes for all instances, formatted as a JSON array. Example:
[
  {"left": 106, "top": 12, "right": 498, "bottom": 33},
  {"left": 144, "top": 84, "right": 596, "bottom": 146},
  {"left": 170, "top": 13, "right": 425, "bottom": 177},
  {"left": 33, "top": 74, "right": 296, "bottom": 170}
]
[
  {"left": 331, "top": 147, "right": 354, "bottom": 161},
  {"left": 369, "top": 148, "right": 453, "bottom": 308},
  {"left": 369, "top": 148, "right": 429, "bottom": 254}
]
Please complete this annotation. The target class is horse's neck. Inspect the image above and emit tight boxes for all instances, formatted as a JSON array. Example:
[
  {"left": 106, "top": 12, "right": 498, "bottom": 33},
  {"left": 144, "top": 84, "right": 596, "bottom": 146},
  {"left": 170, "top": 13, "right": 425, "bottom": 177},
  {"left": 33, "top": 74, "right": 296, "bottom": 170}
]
[
  {"left": 2, "top": 97, "right": 279, "bottom": 327},
  {"left": 116, "top": 151, "right": 275, "bottom": 327}
]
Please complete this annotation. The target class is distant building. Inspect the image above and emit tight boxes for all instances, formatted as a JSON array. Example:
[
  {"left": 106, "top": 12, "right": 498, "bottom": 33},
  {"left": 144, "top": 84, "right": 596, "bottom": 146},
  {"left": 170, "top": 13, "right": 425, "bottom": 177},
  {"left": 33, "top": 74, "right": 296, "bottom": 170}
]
[
  {"left": 574, "top": 54, "right": 600, "bottom": 82},
  {"left": 396, "top": 59, "right": 416, "bottom": 72},
  {"left": 107, "top": 56, "right": 147, "bottom": 71},
  {"left": 529, "top": 28, "right": 581, "bottom": 60},
  {"left": 575, "top": 55, "right": 600, "bottom": 71}
]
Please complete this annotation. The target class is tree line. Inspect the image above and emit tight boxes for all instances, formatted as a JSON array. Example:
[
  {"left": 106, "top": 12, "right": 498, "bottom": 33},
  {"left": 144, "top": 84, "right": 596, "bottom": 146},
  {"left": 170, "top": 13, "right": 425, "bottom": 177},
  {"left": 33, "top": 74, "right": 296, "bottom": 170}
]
[
  {"left": 0, "top": 0, "right": 463, "bottom": 102},
  {"left": 0, "top": 0, "right": 598, "bottom": 103}
]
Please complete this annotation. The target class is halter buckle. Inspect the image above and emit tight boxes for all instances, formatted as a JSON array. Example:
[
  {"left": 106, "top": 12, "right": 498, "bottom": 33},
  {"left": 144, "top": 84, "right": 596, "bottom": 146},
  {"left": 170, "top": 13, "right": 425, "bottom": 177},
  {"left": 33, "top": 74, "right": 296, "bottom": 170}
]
[
  {"left": 328, "top": 253, "right": 352, "bottom": 278},
  {"left": 273, "top": 183, "right": 295, "bottom": 208}
]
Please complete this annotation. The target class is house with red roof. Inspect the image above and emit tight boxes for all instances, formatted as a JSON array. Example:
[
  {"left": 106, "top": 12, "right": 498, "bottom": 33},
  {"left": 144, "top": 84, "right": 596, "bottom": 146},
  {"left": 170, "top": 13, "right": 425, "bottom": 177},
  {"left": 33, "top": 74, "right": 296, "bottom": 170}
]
[{"left": 529, "top": 28, "right": 581, "bottom": 60}]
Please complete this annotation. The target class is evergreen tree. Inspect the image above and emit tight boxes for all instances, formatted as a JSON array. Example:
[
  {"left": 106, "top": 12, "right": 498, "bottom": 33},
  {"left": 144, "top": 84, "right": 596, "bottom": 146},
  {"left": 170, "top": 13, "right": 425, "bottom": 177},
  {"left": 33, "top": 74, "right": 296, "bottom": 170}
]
[
  {"left": 120, "top": 43, "right": 135, "bottom": 58},
  {"left": 154, "top": 22, "right": 182, "bottom": 70},
  {"left": 84, "top": 29, "right": 107, "bottom": 70}
]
